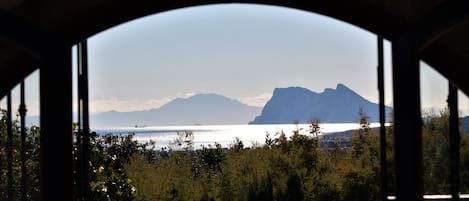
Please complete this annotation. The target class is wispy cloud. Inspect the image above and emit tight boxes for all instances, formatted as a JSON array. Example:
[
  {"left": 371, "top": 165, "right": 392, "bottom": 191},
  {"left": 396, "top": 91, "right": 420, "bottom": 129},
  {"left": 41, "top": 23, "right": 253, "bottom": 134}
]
[
  {"left": 88, "top": 92, "right": 271, "bottom": 113},
  {"left": 238, "top": 93, "right": 272, "bottom": 107},
  {"left": 89, "top": 97, "right": 171, "bottom": 113},
  {"left": 363, "top": 95, "right": 378, "bottom": 103},
  {"left": 176, "top": 92, "right": 196, "bottom": 98},
  {"left": 88, "top": 92, "right": 197, "bottom": 113}
]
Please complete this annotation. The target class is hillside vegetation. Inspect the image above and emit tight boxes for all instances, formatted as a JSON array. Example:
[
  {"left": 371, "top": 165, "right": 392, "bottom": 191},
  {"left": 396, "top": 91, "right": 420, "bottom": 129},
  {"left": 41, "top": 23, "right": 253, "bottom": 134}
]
[{"left": 0, "top": 109, "right": 468, "bottom": 200}]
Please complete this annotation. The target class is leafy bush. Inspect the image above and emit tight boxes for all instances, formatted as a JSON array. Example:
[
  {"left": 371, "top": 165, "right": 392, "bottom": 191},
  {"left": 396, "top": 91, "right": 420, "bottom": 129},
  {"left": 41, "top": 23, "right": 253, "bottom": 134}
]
[{"left": 2, "top": 108, "right": 468, "bottom": 200}]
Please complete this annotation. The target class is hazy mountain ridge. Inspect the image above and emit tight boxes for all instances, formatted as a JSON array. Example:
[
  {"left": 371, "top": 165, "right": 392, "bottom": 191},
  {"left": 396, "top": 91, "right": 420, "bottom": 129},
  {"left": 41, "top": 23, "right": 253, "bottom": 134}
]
[
  {"left": 90, "top": 93, "right": 262, "bottom": 127},
  {"left": 24, "top": 85, "right": 469, "bottom": 128},
  {"left": 249, "top": 83, "right": 393, "bottom": 124}
]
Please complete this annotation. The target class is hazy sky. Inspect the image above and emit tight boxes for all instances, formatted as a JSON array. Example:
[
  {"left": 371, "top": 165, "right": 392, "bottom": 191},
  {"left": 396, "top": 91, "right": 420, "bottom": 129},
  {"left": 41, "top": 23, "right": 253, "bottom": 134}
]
[
  {"left": 87, "top": 4, "right": 389, "bottom": 111},
  {"left": 2, "top": 3, "right": 468, "bottom": 116}
]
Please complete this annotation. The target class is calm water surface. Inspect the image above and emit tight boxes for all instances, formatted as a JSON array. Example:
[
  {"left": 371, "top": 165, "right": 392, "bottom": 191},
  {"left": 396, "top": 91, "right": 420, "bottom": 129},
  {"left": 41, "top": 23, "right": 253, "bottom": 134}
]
[{"left": 93, "top": 123, "right": 382, "bottom": 149}]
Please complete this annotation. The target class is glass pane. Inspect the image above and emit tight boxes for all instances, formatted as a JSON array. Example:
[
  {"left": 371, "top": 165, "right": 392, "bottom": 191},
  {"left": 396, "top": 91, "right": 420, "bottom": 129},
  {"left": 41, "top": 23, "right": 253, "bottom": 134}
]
[
  {"left": 420, "top": 62, "right": 451, "bottom": 195},
  {"left": 84, "top": 3, "right": 389, "bottom": 200},
  {"left": 0, "top": 69, "right": 41, "bottom": 200},
  {"left": 459, "top": 91, "right": 469, "bottom": 193}
]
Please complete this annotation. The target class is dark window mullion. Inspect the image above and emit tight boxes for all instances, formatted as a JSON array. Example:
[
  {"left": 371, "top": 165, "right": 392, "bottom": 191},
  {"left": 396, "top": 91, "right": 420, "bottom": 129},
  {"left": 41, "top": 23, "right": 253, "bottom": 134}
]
[
  {"left": 6, "top": 92, "right": 13, "bottom": 201},
  {"left": 448, "top": 82, "right": 460, "bottom": 201},
  {"left": 377, "top": 35, "right": 388, "bottom": 201},
  {"left": 77, "top": 40, "right": 91, "bottom": 201},
  {"left": 18, "top": 80, "right": 27, "bottom": 201}
]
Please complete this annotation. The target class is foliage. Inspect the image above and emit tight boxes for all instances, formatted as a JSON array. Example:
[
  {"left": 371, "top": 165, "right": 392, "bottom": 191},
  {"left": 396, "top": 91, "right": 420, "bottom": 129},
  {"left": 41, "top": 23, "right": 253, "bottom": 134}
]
[
  {"left": 171, "top": 130, "right": 195, "bottom": 151},
  {"left": 2, "top": 107, "right": 469, "bottom": 200},
  {"left": 124, "top": 114, "right": 384, "bottom": 201},
  {"left": 123, "top": 108, "right": 469, "bottom": 201},
  {"left": 0, "top": 109, "right": 40, "bottom": 201},
  {"left": 86, "top": 133, "right": 144, "bottom": 200},
  {"left": 0, "top": 108, "right": 151, "bottom": 200},
  {"left": 420, "top": 109, "right": 469, "bottom": 194}
]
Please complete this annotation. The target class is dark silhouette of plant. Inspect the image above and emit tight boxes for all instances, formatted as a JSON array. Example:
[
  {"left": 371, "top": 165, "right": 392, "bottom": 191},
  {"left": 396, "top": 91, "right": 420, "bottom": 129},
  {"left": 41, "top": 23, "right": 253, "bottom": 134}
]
[
  {"left": 171, "top": 130, "right": 194, "bottom": 151},
  {"left": 0, "top": 109, "right": 40, "bottom": 201},
  {"left": 4, "top": 107, "right": 469, "bottom": 201}
]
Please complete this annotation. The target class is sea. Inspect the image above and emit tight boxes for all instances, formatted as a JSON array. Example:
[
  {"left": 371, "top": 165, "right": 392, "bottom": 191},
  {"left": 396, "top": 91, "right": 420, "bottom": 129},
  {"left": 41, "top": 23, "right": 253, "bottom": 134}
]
[{"left": 92, "top": 123, "right": 383, "bottom": 150}]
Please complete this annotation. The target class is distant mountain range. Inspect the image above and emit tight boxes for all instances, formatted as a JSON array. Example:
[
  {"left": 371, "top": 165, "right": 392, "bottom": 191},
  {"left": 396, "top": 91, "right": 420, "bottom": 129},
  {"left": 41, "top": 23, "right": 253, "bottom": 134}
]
[
  {"left": 26, "top": 84, "right": 401, "bottom": 127},
  {"left": 249, "top": 84, "right": 393, "bottom": 124},
  {"left": 90, "top": 93, "right": 262, "bottom": 127}
]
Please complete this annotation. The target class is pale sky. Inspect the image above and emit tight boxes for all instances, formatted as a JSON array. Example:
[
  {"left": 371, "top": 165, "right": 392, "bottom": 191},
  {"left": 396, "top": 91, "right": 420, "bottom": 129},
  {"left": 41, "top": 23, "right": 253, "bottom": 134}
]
[
  {"left": 2, "top": 3, "right": 468, "bottom": 116},
  {"left": 87, "top": 4, "right": 389, "bottom": 111}
]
